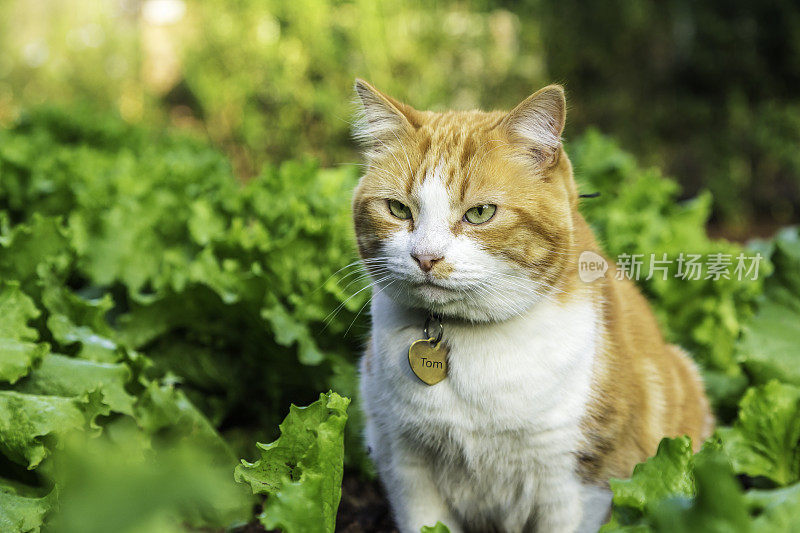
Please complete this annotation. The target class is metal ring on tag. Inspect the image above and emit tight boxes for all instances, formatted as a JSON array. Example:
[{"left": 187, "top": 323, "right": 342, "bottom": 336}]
[{"left": 424, "top": 314, "right": 443, "bottom": 345}]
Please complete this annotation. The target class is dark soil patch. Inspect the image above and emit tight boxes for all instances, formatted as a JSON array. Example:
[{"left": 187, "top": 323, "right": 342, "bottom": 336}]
[
  {"left": 232, "top": 470, "right": 395, "bottom": 532},
  {"left": 336, "top": 471, "right": 396, "bottom": 532}
]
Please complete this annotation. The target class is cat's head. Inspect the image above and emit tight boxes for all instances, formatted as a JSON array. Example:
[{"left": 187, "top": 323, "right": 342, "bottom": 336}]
[{"left": 351, "top": 79, "right": 579, "bottom": 322}]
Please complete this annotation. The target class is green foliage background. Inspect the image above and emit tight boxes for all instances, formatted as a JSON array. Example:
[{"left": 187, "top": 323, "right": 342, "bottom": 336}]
[
  {"left": 0, "top": 1, "right": 799, "bottom": 531},
  {"left": 2, "top": 0, "right": 797, "bottom": 231}
]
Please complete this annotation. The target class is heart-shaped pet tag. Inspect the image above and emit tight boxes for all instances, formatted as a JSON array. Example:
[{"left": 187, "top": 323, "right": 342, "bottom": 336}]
[{"left": 408, "top": 338, "right": 448, "bottom": 385}]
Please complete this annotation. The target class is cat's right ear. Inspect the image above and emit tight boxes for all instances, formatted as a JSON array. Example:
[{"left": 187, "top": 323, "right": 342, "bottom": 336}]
[
  {"left": 353, "top": 79, "right": 419, "bottom": 156},
  {"left": 500, "top": 85, "right": 566, "bottom": 167}
]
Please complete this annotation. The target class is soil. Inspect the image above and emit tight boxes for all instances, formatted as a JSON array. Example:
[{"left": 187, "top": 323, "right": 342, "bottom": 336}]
[
  {"left": 336, "top": 472, "right": 397, "bottom": 532},
  {"left": 232, "top": 470, "right": 396, "bottom": 533}
]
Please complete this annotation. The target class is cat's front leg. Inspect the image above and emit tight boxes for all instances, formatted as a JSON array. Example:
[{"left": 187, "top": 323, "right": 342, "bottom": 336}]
[
  {"left": 377, "top": 442, "right": 462, "bottom": 533},
  {"left": 532, "top": 463, "right": 584, "bottom": 533}
]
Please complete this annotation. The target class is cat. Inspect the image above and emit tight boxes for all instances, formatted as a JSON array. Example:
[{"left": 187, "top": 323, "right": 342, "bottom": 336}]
[{"left": 351, "top": 79, "right": 714, "bottom": 533}]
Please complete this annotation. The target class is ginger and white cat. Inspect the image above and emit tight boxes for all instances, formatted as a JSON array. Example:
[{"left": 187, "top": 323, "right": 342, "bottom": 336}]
[{"left": 352, "top": 79, "right": 713, "bottom": 533}]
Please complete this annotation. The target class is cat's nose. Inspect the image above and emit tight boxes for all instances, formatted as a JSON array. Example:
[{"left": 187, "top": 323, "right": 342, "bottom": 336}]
[{"left": 411, "top": 253, "right": 443, "bottom": 273}]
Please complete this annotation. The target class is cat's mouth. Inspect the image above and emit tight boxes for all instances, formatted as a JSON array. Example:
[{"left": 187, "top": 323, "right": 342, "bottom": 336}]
[
  {"left": 410, "top": 280, "right": 462, "bottom": 304},
  {"left": 413, "top": 279, "right": 454, "bottom": 291},
  {"left": 377, "top": 273, "right": 467, "bottom": 307}
]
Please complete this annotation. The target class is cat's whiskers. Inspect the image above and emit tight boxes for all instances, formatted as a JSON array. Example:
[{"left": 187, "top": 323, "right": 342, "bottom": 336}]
[
  {"left": 339, "top": 272, "right": 377, "bottom": 292},
  {"left": 472, "top": 282, "right": 526, "bottom": 318},
  {"left": 321, "top": 259, "right": 404, "bottom": 333},
  {"left": 344, "top": 278, "right": 398, "bottom": 337},
  {"left": 340, "top": 267, "right": 397, "bottom": 293},
  {"left": 339, "top": 261, "right": 395, "bottom": 285},
  {"left": 477, "top": 278, "right": 529, "bottom": 309},
  {"left": 479, "top": 273, "right": 564, "bottom": 308},
  {"left": 332, "top": 259, "right": 392, "bottom": 288},
  {"left": 312, "top": 258, "right": 366, "bottom": 294},
  {"left": 322, "top": 273, "right": 393, "bottom": 329}
]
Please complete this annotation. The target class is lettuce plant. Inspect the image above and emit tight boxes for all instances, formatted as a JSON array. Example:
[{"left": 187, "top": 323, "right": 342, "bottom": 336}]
[{"left": 1, "top": 107, "right": 799, "bottom": 531}]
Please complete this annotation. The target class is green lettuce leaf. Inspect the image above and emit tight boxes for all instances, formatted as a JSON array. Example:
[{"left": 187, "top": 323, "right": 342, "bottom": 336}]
[
  {"left": 746, "top": 482, "right": 800, "bottom": 532},
  {"left": 0, "top": 478, "right": 54, "bottom": 533},
  {"left": 718, "top": 381, "right": 800, "bottom": 486},
  {"left": 0, "top": 340, "right": 48, "bottom": 387},
  {"left": 0, "top": 391, "right": 86, "bottom": 468},
  {"left": 0, "top": 282, "right": 46, "bottom": 384},
  {"left": 48, "top": 422, "right": 251, "bottom": 533},
  {"left": 0, "top": 282, "right": 40, "bottom": 341},
  {"left": 421, "top": 522, "right": 452, "bottom": 532},
  {"left": 41, "top": 278, "right": 120, "bottom": 363},
  {"left": 738, "top": 227, "right": 800, "bottom": 388},
  {"left": 603, "top": 443, "right": 764, "bottom": 532},
  {"left": 235, "top": 391, "right": 350, "bottom": 533},
  {"left": 648, "top": 451, "right": 750, "bottom": 532},
  {"left": 134, "top": 380, "right": 238, "bottom": 463},
  {"left": 0, "top": 215, "right": 72, "bottom": 285},
  {"left": 261, "top": 304, "right": 326, "bottom": 365},
  {"left": 738, "top": 298, "right": 800, "bottom": 387},
  {"left": 15, "top": 354, "right": 135, "bottom": 416},
  {"left": 603, "top": 437, "right": 696, "bottom": 530}
]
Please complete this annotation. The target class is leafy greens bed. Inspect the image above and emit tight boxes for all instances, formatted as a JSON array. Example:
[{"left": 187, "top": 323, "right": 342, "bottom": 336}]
[
  {"left": 0, "top": 108, "right": 357, "bottom": 532},
  {"left": 0, "top": 108, "right": 798, "bottom": 532}
]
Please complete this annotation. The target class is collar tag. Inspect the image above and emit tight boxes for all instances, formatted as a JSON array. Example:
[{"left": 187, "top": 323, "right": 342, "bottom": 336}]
[{"left": 408, "top": 313, "right": 448, "bottom": 385}]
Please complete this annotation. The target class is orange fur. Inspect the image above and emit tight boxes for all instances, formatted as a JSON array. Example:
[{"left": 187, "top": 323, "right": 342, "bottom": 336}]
[{"left": 352, "top": 79, "right": 714, "bottom": 485}]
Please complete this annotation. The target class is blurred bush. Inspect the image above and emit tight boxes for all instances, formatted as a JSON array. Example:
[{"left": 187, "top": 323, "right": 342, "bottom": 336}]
[
  {"left": 0, "top": 0, "right": 546, "bottom": 174},
  {"left": 0, "top": 1, "right": 145, "bottom": 120},
  {"left": 180, "top": 0, "right": 545, "bottom": 171},
  {"left": 538, "top": 0, "right": 800, "bottom": 231}
]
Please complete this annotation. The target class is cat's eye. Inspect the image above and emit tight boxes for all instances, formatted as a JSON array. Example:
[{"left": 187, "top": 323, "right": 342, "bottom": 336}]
[
  {"left": 387, "top": 199, "right": 412, "bottom": 220},
  {"left": 464, "top": 204, "right": 497, "bottom": 225}
]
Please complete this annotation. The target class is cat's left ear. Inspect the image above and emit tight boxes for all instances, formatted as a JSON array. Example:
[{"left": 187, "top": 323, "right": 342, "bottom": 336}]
[
  {"left": 352, "top": 79, "right": 420, "bottom": 155},
  {"left": 500, "top": 85, "right": 566, "bottom": 166}
]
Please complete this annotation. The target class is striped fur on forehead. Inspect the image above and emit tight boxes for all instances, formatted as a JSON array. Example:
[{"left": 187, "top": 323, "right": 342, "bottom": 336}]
[{"left": 409, "top": 111, "right": 506, "bottom": 195}]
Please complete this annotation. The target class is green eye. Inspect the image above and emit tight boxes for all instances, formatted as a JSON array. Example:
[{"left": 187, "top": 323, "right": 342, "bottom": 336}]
[
  {"left": 464, "top": 204, "right": 497, "bottom": 224},
  {"left": 388, "top": 199, "right": 412, "bottom": 220}
]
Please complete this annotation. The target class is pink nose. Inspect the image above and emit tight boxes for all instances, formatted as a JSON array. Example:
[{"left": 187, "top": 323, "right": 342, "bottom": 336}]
[{"left": 411, "top": 253, "right": 443, "bottom": 273}]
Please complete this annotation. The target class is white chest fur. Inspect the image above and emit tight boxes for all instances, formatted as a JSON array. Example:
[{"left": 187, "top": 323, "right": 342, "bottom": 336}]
[{"left": 361, "top": 291, "right": 603, "bottom": 532}]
